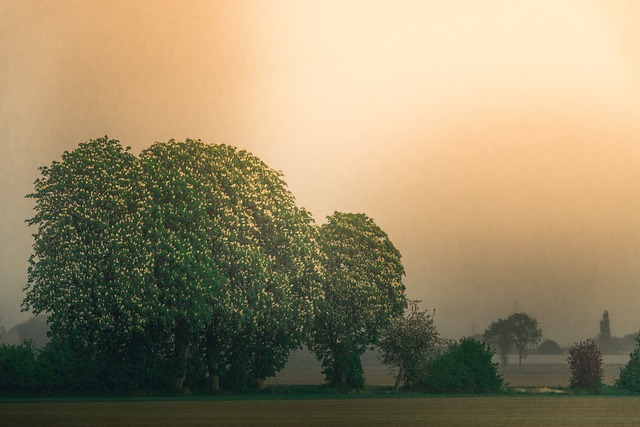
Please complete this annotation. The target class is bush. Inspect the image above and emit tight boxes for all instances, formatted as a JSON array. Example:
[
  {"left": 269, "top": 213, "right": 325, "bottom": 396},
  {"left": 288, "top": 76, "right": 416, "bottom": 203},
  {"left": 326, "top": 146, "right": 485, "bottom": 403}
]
[
  {"left": 0, "top": 341, "right": 39, "bottom": 395},
  {"left": 418, "top": 337, "right": 503, "bottom": 393},
  {"left": 568, "top": 340, "right": 603, "bottom": 391},
  {"left": 616, "top": 335, "right": 640, "bottom": 392},
  {"left": 537, "top": 339, "right": 563, "bottom": 355}
]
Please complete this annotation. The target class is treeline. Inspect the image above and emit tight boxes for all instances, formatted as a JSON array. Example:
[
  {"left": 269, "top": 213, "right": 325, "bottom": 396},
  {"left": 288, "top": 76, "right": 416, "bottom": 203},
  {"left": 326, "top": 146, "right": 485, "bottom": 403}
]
[
  {"left": 0, "top": 316, "right": 48, "bottom": 348},
  {"left": 6, "top": 137, "right": 407, "bottom": 395}
]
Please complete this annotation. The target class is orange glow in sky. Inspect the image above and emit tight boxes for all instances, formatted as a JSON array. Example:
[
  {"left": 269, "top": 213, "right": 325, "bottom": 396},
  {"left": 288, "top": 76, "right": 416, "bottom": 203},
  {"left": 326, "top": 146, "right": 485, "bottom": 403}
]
[{"left": 2, "top": 0, "right": 640, "bottom": 343}]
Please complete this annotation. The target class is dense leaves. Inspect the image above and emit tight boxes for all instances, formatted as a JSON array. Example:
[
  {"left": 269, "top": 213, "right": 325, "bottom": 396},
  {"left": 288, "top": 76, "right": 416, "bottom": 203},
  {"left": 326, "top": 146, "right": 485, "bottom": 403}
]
[
  {"left": 24, "top": 137, "right": 322, "bottom": 392},
  {"left": 311, "top": 212, "right": 406, "bottom": 388},
  {"left": 616, "top": 335, "right": 640, "bottom": 392},
  {"left": 419, "top": 338, "right": 503, "bottom": 394}
]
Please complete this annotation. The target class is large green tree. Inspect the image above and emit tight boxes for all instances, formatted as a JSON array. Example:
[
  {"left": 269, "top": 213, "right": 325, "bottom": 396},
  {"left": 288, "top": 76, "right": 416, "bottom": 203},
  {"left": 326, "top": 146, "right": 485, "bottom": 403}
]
[
  {"left": 23, "top": 137, "right": 156, "bottom": 388},
  {"left": 141, "top": 140, "right": 321, "bottom": 390},
  {"left": 311, "top": 212, "right": 406, "bottom": 388},
  {"left": 25, "top": 137, "right": 321, "bottom": 392},
  {"left": 140, "top": 141, "right": 223, "bottom": 390}
]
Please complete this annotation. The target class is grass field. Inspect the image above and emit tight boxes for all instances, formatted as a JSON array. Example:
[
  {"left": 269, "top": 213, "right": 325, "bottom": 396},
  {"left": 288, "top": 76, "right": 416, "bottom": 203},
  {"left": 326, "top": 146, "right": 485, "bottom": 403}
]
[{"left": 4, "top": 395, "right": 640, "bottom": 426}]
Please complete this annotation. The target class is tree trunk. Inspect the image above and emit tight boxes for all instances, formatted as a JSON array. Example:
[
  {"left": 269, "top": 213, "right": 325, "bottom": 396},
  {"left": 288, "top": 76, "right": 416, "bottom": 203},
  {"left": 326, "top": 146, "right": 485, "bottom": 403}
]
[
  {"left": 518, "top": 348, "right": 523, "bottom": 370},
  {"left": 174, "top": 319, "right": 191, "bottom": 391},
  {"left": 255, "top": 377, "right": 265, "bottom": 390},
  {"left": 211, "top": 374, "right": 220, "bottom": 392},
  {"left": 394, "top": 364, "right": 404, "bottom": 392}
]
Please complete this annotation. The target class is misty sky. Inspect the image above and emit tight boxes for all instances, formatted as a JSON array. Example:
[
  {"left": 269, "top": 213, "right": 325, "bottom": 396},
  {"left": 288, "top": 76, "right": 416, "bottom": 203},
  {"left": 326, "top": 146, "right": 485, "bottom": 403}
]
[{"left": 2, "top": 0, "right": 640, "bottom": 345}]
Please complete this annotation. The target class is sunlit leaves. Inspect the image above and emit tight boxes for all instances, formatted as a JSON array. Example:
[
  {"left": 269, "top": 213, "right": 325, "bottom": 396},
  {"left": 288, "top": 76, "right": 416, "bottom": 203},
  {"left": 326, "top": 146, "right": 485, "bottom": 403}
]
[
  {"left": 24, "top": 137, "right": 155, "bottom": 349},
  {"left": 311, "top": 211, "right": 406, "bottom": 386},
  {"left": 24, "top": 137, "right": 322, "bottom": 389}
]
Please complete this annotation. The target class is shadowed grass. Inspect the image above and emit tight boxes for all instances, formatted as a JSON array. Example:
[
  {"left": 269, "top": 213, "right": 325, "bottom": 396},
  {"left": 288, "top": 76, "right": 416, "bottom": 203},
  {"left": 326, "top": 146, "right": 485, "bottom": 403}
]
[{"left": 4, "top": 395, "right": 640, "bottom": 427}]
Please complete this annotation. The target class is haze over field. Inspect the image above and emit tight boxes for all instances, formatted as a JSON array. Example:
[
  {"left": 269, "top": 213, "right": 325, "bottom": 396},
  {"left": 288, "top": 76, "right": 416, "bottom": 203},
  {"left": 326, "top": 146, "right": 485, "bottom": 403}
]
[{"left": 2, "top": 0, "right": 640, "bottom": 345}]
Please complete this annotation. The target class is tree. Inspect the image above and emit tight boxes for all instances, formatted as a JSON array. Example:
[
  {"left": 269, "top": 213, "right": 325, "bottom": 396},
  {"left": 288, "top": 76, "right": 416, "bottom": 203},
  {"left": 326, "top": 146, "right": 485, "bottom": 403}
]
[
  {"left": 142, "top": 140, "right": 321, "bottom": 390},
  {"left": 537, "top": 340, "right": 563, "bottom": 355},
  {"left": 418, "top": 337, "right": 503, "bottom": 394},
  {"left": 483, "top": 318, "right": 513, "bottom": 371},
  {"left": 615, "top": 334, "right": 640, "bottom": 392},
  {"left": 508, "top": 312, "right": 542, "bottom": 369},
  {"left": 140, "top": 141, "right": 224, "bottom": 391},
  {"left": 378, "top": 300, "right": 441, "bottom": 391},
  {"left": 568, "top": 339, "right": 603, "bottom": 391},
  {"left": 598, "top": 310, "right": 613, "bottom": 354},
  {"left": 25, "top": 137, "right": 322, "bottom": 392},
  {"left": 483, "top": 313, "right": 542, "bottom": 370},
  {"left": 311, "top": 212, "right": 406, "bottom": 388},
  {"left": 23, "top": 137, "right": 156, "bottom": 390}
]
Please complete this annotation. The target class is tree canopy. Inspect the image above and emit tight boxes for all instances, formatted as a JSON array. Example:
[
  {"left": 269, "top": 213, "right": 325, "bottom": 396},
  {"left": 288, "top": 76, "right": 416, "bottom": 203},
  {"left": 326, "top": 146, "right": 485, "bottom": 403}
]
[
  {"left": 24, "top": 137, "right": 323, "bottom": 391},
  {"left": 483, "top": 312, "right": 542, "bottom": 370},
  {"left": 310, "top": 212, "right": 406, "bottom": 388}
]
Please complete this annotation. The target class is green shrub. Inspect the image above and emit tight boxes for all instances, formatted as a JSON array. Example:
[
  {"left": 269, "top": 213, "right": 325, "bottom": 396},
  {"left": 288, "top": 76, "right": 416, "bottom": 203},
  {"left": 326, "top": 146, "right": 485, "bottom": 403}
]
[
  {"left": 616, "top": 335, "right": 640, "bottom": 392},
  {"left": 418, "top": 337, "right": 503, "bottom": 393},
  {"left": 0, "top": 341, "right": 38, "bottom": 395}
]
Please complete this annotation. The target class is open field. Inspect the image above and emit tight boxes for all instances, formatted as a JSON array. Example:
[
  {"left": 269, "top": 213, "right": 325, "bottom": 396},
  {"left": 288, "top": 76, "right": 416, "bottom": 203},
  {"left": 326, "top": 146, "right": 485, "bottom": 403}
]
[
  {"left": 267, "top": 353, "right": 629, "bottom": 388},
  {"left": 266, "top": 365, "right": 625, "bottom": 389},
  {"left": 4, "top": 396, "right": 640, "bottom": 426}
]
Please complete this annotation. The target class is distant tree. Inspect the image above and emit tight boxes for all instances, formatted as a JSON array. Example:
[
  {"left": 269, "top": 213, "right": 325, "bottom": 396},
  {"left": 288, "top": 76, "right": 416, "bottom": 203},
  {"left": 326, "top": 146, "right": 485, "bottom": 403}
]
[
  {"left": 9, "top": 317, "right": 50, "bottom": 348},
  {"left": 418, "top": 337, "right": 503, "bottom": 394},
  {"left": 311, "top": 212, "right": 406, "bottom": 388},
  {"left": 598, "top": 310, "right": 615, "bottom": 354},
  {"left": 537, "top": 340, "right": 563, "bottom": 355},
  {"left": 600, "top": 311, "right": 612, "bottom": 343},
  {"left": 483, "top": 318, "right": 514, "bottom": 371},
  {"left": 615, "top": 334, "right": 640, "bottom": 392},
  {"left": 483, "top": 313, "right": 542, "bottom": 370},
  {"left": 568, "top": 339, "right": 603, "bottom": 391},
  {"left": 378, "top": 300, "right": 441, "bottom": 391},
  {"left": 508, "top": 313, "right": 542, "bottom": 369},
  {"left": 620, "top": 333, "right": 639, "bottom": 354}
]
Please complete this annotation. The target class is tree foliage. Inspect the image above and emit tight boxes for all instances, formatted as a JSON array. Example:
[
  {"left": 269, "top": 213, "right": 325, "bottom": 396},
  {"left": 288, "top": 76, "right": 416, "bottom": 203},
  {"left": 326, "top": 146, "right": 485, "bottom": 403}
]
[
  {"left": 483, "top": 318, "right": 513, "bottom": 370},
  {"left": 537, "top": 339, "right": 563, "bottom": 355},
  {"left": 508, "top": 313, "right": 542, "bottom": 368},
  {"left": 483, "top": 312, "right": 542, "bottom": 370},
  {"left": 568, "top": 339, "right": 603, "bottom": 391},
  {"left": 23, "top": 137, "right": 322, "bottom": 392},
  {"left": 615, "top": 335, "right": 640, "bottom": 392},
  {"left": 378, "top": 300, "right": 441, "bottom": 391},
  {"left": 23, "top": 138, "right": 156, "bottom": 388},
  {"left": 418, "top": 338, "right": 503, "bottom": 394},
  {"left": 311, "top": 212, "right": 406, "bottom": 388}
]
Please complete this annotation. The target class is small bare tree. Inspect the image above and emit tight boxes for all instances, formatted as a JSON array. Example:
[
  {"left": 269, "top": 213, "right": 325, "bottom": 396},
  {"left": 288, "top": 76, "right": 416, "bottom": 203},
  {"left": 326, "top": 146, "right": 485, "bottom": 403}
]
[
  {"left": 568, "top": 339, "right": 603, "bottom": 391},
  {"left": 378, "top": 300, "right": 441, "bottom": 391}
]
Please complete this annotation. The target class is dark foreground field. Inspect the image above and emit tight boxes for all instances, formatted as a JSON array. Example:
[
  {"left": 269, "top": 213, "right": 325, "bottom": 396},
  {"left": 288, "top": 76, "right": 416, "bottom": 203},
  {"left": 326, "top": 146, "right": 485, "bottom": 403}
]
[{"left": 4, "top": 395, "right": 640, "bottom": 427}]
